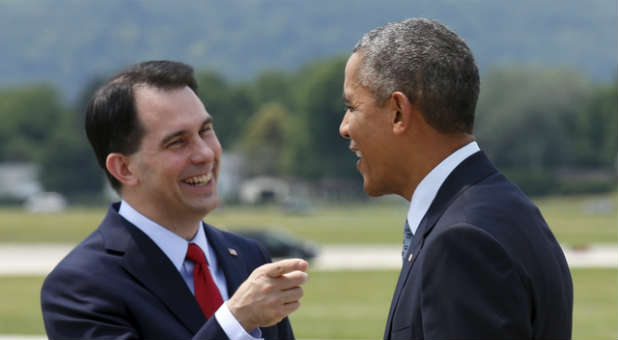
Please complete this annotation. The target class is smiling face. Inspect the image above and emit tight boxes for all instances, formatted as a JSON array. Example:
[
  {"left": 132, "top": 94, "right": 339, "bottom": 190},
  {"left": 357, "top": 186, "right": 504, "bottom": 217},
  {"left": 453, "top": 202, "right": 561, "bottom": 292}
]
[
  {"left": 340, "top": 52, "right": 401, "bottom": 197},
  {"left": 127, "top": 85, "right": 221, "bottom": 224}
]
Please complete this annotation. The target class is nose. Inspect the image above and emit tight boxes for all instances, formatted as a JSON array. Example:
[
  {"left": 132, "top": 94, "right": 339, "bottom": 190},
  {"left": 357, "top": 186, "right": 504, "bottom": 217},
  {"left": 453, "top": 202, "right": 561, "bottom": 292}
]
[
  {"left": 190, "top": 136, "right": 216, "bottom": 164},
  {"left": 339, "top": 111, "right": 350, "bottom": 140}
]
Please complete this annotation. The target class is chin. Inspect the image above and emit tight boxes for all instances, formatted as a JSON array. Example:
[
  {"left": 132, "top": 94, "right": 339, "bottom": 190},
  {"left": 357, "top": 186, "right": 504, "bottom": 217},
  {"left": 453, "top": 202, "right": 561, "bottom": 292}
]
[
  {"left": 203, "top": 197, "right": 220, "bottom": 214},
  {"left": 363, "top": 180, "right": 386, "bottom": 197},
  {"left": 188, "top": 195, "right": 220, "bottom": 215},
  {"left": 365, "top": 189, "right": 386, "bottom": 197}
]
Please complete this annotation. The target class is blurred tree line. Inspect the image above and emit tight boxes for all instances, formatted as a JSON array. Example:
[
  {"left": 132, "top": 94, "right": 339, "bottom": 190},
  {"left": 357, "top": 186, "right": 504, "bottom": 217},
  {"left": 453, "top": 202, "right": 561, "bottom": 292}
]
[{"left": 0, "top": 56, "right": 615, "bottom": 201}]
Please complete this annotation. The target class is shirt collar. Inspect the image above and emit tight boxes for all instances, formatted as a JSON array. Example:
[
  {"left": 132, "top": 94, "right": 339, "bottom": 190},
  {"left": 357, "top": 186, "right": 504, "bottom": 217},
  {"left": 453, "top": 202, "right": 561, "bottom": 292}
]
[
  {"left": 118, "top": 200, "right": 213, "bottom": 272},
  {"left": 406, "top": 141, "right": 480, "bottom": 235}
]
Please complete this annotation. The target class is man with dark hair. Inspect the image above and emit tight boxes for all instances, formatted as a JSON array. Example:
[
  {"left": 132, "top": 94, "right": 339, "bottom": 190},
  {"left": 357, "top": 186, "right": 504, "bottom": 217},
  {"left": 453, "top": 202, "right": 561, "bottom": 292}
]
[
  {"left": 339, "top": 18, "right": 573, "bottom": 339},
  {"left": 41, "top": 60, "right": 307, "bottom": 339}
]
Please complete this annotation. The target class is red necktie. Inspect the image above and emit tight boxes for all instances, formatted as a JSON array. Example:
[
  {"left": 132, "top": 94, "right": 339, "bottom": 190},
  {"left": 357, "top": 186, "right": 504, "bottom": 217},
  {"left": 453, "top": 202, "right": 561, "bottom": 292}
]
[{"left": 186, "top": 243, "right": 223, "bottom": 318}]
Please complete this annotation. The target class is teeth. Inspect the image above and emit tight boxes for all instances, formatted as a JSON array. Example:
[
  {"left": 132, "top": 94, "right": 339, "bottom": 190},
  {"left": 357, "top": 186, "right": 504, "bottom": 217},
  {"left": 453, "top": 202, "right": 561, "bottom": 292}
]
[{"left": 183, "top": 173, "right": 212, "bottom": 186}]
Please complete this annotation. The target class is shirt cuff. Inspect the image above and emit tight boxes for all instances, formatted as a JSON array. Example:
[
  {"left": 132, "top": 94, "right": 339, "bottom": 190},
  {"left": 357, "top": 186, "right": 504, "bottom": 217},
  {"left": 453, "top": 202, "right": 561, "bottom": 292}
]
[{"left": 215, "top": 302, "right": 263, "bottom": 340}]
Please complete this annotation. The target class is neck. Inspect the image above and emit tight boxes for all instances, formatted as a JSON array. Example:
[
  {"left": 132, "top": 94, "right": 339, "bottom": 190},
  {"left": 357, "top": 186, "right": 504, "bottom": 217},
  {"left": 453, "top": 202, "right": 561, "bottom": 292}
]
[
  {"left": 121, "top": 196, "right": 202, "bottom": 241},
  {"left": 400, "top": 133, "right": 474, "bottom": 201}
]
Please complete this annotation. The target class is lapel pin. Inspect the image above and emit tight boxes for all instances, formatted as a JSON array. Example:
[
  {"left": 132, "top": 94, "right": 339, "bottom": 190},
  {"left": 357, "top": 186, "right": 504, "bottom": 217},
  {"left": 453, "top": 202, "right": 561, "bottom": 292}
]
[
  {"left": 228, "top": 248, "right": 238, "bottom": 256},
  {"left": 408, "top": 254, "right": 414, "bottom": 262}
]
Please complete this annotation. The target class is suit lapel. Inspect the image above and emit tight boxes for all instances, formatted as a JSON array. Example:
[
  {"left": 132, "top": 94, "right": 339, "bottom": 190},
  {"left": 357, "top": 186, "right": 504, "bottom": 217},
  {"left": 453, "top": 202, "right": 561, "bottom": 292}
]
[
  {"left": 384, "top": 151, "right": 497, "bottom": 339},
  {"left": 99, "top": 205, "right": 205, "bottom": 334},
  {"left": 203, "top": 223, "right": 248, "bottom": 296}
]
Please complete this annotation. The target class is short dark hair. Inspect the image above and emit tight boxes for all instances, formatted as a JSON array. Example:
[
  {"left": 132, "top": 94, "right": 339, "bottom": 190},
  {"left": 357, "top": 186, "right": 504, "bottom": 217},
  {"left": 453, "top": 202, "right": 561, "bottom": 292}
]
[
  {"left": 85, "top": 60, "right": 199, "bottom": 192},
  {"left": 354, "top": 18, "right": 480, "bottom": 134}
]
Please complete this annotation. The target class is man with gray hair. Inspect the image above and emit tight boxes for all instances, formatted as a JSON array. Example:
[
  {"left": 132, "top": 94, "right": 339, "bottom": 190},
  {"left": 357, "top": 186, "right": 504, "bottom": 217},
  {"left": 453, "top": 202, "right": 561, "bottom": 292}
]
[{"left": 340, "top": 18, "right": 572, "bottom": 339}]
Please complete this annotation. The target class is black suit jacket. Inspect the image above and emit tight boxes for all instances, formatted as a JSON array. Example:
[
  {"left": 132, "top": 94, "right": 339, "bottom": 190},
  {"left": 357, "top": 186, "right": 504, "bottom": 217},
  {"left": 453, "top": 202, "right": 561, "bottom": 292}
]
[
  {"left": 41, "top": 203, "right": 294, "bottom": 339},
  {"left": 384, "top": 151, "right": 573, "bottom": 339}
]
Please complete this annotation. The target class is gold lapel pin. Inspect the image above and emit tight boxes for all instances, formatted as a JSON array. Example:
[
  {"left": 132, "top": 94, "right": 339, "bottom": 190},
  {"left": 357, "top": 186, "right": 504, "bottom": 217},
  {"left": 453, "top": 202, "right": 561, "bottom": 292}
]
[
  {"left": 228, "top": 248, "right": 238, "bottom": 256},
  {"left": 408, "top": 254, "right": 414, "bottom": 262}
]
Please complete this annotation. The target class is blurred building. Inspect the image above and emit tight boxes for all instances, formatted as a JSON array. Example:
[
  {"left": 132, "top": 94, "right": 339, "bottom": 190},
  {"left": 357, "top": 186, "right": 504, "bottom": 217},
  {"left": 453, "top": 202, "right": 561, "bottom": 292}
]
[
  {"left": 0, "top": 162, "right": 42, "bottom": 200},
  {"left": 239, "top": 176, "right": 289, "bottom": 204}
]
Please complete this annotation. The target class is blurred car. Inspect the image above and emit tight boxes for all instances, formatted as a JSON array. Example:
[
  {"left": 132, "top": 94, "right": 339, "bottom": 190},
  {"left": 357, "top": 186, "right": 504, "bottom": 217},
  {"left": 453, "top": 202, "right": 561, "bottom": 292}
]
[{"left": 230, "top": 229, "right": 318, "bottom": 262}]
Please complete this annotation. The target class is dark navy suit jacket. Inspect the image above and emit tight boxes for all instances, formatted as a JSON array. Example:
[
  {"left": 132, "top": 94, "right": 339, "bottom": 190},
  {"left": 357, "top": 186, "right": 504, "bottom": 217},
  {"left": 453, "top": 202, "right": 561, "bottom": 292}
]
[
  {"left": 41, "top": 203, "right": 294, "bottom": 339},
  {"left": 384, "top": 152, "right": 573, "bottom": 339}
]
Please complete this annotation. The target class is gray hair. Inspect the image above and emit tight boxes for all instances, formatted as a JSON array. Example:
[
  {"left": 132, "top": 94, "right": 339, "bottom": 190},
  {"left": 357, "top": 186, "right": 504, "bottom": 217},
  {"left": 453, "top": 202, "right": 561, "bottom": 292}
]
[{"left": 353, "top": 18, "right": 479, "bottom": 133}]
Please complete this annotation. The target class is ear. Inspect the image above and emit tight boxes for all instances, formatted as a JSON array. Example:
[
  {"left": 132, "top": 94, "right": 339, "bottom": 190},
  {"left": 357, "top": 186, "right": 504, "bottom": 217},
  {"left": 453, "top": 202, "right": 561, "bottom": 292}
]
[
  {"left": 389, "top": 91, "right": 415, "bottom": 135},
  {"left": 105, "top": 153, "right": 139, "bottom": 187}
]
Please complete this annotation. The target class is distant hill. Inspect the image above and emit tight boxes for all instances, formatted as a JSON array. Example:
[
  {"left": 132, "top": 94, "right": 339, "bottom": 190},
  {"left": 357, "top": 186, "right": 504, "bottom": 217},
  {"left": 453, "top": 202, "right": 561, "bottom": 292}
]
[{"left": 0, "top": 0, "right": 615, "bottom": 100}]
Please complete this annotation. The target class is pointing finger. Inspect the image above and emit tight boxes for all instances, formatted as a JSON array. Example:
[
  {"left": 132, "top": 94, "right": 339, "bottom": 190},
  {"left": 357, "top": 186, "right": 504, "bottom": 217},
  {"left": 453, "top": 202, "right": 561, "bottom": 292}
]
[
  {"left": 264, "top": 258, "right": 308, "bottom": 278},
  {"left": 279, "top": 270, "right": 309, "bottom": 289}
]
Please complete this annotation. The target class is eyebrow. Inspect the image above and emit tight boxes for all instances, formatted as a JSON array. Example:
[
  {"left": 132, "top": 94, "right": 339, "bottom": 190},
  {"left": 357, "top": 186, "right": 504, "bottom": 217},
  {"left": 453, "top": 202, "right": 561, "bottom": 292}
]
[{"left": 160, "top": 117, "right": 212, "bottom": 147}]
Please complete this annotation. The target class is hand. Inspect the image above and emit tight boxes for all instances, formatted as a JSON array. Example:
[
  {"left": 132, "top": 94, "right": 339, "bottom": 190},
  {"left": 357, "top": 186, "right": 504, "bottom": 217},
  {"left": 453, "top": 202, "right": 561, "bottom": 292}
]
[{"left": 227, "top": 258, "right": 309, "bottom": 331}]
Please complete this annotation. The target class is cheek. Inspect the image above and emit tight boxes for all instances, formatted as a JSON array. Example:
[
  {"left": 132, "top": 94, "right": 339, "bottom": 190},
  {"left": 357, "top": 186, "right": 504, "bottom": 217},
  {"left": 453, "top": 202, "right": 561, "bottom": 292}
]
[
  {"left": 210, "top": 136, "right": 223, "bottom": 159},
  {"left": 155, "top": 155, "right": 187, "bottom": 178}
]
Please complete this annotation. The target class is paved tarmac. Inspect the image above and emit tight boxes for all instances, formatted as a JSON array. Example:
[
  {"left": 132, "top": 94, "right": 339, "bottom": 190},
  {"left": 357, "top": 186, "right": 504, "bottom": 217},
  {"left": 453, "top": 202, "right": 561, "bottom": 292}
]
[{"left": 0, "top": 243, "right": 616, "bottom": 276}]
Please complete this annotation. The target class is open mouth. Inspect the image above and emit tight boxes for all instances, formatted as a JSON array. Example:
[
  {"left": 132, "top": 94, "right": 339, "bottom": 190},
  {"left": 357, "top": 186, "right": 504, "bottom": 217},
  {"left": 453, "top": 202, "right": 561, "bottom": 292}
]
[
  {"left": 353, "top": 150, "right": 363, "bottom": 170},
  {"left": 182, "top": 172, "right": 213, "bottom": 187}
]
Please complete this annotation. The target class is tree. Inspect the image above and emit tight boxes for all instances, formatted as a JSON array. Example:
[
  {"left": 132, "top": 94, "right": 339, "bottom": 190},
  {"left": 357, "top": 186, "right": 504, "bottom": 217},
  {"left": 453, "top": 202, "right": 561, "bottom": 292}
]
[
  {"left": 250, "top": 70, "right": 294, "bottom": 109},
  {"left": 239, "top": 102, "right": 291, "bottom": 177},
  {"left": 196, "top": 71, "right": 256, "bottom": 149},
  {"left": 38, "top": 130, "right": 105, "bottom": 200},
  {"left": 474, "top": 67, "right": 603, "bottom": 195},
  {"left": 475, "top": 67, "right": 591, "bottom": 170},
  {"left": 288, "top": 56, "right": 357, "bottom": 179},
  {"left": 36, "top": 79, "right": 107, "bottom": 200},
  {"left": 0, "top": 84, "right": 65, "bottom": 161},
  {"left": 573, "top": 81, "right": 617, "bottom": 167}
]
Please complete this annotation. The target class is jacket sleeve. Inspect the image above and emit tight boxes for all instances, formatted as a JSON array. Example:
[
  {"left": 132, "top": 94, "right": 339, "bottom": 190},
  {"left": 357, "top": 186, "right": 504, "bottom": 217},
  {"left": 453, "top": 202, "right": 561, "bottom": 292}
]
[
  {"left": 421, "top": 223, "right": 533, "bottom": 338},
  {"left": 193, "top": 317, "right": 228, "bottom": 339}
]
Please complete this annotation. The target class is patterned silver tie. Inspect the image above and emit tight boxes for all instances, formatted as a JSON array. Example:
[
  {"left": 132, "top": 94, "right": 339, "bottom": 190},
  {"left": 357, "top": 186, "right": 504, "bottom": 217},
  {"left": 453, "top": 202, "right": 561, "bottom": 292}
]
[{"left": 402, "top": 219, "right": 414, "bottom": 261}]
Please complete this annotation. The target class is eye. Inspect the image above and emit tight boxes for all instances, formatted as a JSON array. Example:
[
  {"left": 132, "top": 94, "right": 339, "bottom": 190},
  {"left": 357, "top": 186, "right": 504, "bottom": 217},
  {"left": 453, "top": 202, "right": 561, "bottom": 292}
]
[
  {"left": 200, "top": 124, "right": 213, "bottom": 136},
  {"left": 167, "top": 138, "right": 185, "bottom": 148}
]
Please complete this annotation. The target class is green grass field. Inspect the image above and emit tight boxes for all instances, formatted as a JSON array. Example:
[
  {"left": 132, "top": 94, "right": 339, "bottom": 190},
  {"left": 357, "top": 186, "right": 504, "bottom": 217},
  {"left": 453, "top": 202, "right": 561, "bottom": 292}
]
[
  {"left": 0, "top": 193, "right": 615, "bottom": 245},
  {"left": 1, "top": 268, "right": 616, "bottom": 339}
]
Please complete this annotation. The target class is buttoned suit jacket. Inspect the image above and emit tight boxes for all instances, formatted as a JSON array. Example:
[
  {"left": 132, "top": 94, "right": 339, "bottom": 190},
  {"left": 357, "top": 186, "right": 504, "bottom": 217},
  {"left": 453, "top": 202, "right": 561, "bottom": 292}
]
[
  {"left": 384, "top": 151, "right": 573, "bottom": 339},
  {"left": 41, "top": 203, "right": 295, "bottom": 339}
]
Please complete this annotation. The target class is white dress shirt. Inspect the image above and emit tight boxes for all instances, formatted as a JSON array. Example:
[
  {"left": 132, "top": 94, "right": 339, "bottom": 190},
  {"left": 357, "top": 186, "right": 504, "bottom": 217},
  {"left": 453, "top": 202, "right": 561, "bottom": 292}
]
[
  {"left": 118, "top": 201, "right": 262, "bottom": 340},
  {"left": 406, "top": 141, "right": 480, "bottom": 235}
]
